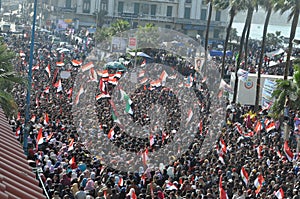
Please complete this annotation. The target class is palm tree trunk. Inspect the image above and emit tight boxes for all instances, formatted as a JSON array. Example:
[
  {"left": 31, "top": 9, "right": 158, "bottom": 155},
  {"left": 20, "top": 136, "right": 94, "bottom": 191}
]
[
  {"left": 221, "top": 8, "right": 235, "bottom": 79},
  {"left": 255, "top": 8, "right": 272, "bottom": 112},
  {"left": 244, "top": 13, "right": 253, "bottom": 70},
  {"left": 284, "top": 8, "right": 299, "bottom": 80},
  {"left": 204, "top": 1, "right": 213, "bottom": 76},
  {"left": 233, "top": 7, "right": 253, "bottom": 103}
]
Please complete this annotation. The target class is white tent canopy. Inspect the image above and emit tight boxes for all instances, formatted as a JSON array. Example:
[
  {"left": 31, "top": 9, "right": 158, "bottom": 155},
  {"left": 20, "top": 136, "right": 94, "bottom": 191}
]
[{"left": 128, "top": 52, "right": 152, "bottom": 59}]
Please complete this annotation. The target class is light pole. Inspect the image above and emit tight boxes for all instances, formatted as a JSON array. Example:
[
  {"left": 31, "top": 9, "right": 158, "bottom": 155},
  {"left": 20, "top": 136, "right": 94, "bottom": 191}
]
[{"left": 24, "top": 0, "right": 38, "bottom": 156}]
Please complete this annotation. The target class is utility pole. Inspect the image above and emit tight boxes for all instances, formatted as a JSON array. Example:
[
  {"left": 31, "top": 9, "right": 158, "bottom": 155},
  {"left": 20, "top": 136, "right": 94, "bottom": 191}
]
[{"left": 24, "top": 0, "right": 38, "bottom": 156}]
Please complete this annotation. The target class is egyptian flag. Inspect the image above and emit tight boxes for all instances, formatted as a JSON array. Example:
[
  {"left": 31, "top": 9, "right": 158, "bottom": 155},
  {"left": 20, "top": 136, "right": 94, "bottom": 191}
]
[
  {"left": 118, "top": 177, "right": 124, "bottom": 187},
  {"left": 15, "top": 126, "right": 21, "bottom": 138},
  {"left": 56, "top": 61, "right": 65, "bottom": 67},
  {"left": 32, "top": 64, "right": 40, "bottom": 70},
  {"left": 56, "top": 79, "right": 63, "bottom": 93},
  {"left": 44, "top": 113, "right": 49, "bottom": 125},
  {"left": 96, "top": 93, "right": 111, "bottom": 100},
  {"left": 254, "top": 174, "right": 265, "bottom": 195},
  {"left": 234, "top": 122, "right": 243, "bottom": 135},
  {"left": 36, "top": 128, "right": 44, "bottom": 150},
  {"left": 266, "top": 121, "right": 276, "bottom": 133},
  {"left": 219, "top": 176, "right": 229, "bottom": 199},
  {"left": 186, "top": 109, "right": 193, "bottom": 124},
  {"left": 17, "top": 112, "right": 21, "bottom": 121},
  {"left": 138, "top": 70, "right": 145, "bottom": 78},
  {"left": 218, "top": 151, "right": 225, "bottom": 164},
  {"left": 240, "top": 166, "right": 249, "bottom": 185},
  {"left": 257, "top": 145, "right": 263, "bottom": 159},
  {"left": 142, "top": 148, "right": 149, "bottom": 166},
  {"left": 219, "top": 138, "right": 227, "bottom": 153},
  {"left": 69, "top": 156, "right": 78, "bottom": 169},
  {"left": 46, "top": 132, "right": 54, "bottom": 142},
  {"left": 99, "top": 78, "right": 107, "bottom": 94},
  {"left": 89, "top": 68, "right": 98, "bottom": 82},
  {"left": 108, "top": 128, "right": 115, "bottom": 140},
  {"left": 199, "top": 120, "right": 203, "bottom": 135},
  {"left": 159, "top": 70, "right": 168, "bottom": 82},
  {"left": 44, "top": 86, "right": 50, "bottom": 94},
  {"left": 254, "top": 121, "right": 263, "bottom": 133},
  {"left": 68, "top": 139, "right": 74, "bottom": 151},
  {"left": 66, "top": 88, "right": 73, "bottom": 99},
  {"left": 30, "top": 115, "right": 36, "bottom": 123},
  {"left": 149, "top": 134, "right": 154, "bottom": 147},
  {"left": 81, "top": 61, "right": 94, "bottom": 72},
  {"left": 74, "top": 86, "right": 84, "bottom": 105},
  {"left": 71, "top": 60, "right": 82, "bottom": 67},
  {"left": 45, "top": 63, "right": 51, "bottom": 78},
  {"left": 141, "top": 59, "right": 146, "bottom": 67},
  {"left": 283, "top": 141, "right": 294, "bottom": 162},
  {"left": 274, "top": 188, "right": 284, "bottom": 199}
]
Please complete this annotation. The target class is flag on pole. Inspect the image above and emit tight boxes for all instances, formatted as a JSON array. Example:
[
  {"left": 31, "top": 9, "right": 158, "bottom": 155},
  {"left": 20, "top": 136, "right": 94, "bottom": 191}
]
[
  {"left": 15, "top": 126, "right": 21, "bottom": 138},
  {"left": 274, "top": 188, "right": 284, "bottom": 199},
  {"left": 67, "top": 88, "right": 73, "bottom": 99},
  {"left": 30, "top": 115, "right": 36, "bottom": 123},
  {"left": 45, "top": 64, "right": 51, "bottom": 78},
  {"left": 219, "top": 138, "right": 227, "bottom": 153},
  {"left": 118, "top": 177, "right": 124, "bottom": 187},
  {"left": 36, "top": 128, "right": 44, "bottom": 150},
  {"left": 81, "top": 61, "right": 94, "bottom": 72},
  {"left": 219, "top": 176, "right": 228, "bottom": 199},
  {"left": 96, "top": 93, "right": 111, "bottom": 100},
  {"left": 254, "top": 121, "right": 263, "bottom": 133},
  {"left": 108, "top": 128, "right": 115, "bottom": 140},
  {"left": 71, "top": 60, "right": 82, "bottom": 67},
  {"left": 142, "top": 148, "right": 149, "bottom": 166},
  {"left": 56, "top": 79, "right": 63, "bottom": 92},
  {"left": 68, "top": 139, "right": 74, "bottom": 151},
  {"left": 120, "top": 89, "right": 133, "bottom": 115},
  {"left": 254, "top": 174, "right": 265, "bottom": 195},
  {"left": 266, "top": 121, "right": 276, "bottom": 133},
  {"left": 283, "top": 141, "right": 294, "bottom": 162},
  {"left": 44, "top": 113, "right": 49, "bottom": 125},
  {"left": 149, "top": 134, "right": 154, "bottom": 147},
  {"left": 257, "top": 145, "right": 263, "bottom": 159},
  {"left": 74, "top": 86, "right": 84, "bottom": 105},
  {"left": 240, "top": 166, "right": 249, "bottom": 185},
  {"left": 69, "top": 156, "right": 78, "bottom": 169}
]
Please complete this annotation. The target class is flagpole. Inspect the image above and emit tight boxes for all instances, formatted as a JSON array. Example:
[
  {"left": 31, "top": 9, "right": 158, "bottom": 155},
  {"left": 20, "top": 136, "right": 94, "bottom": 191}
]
[{"left": 24, "top": 0, "right": 38, "bottom": 156}]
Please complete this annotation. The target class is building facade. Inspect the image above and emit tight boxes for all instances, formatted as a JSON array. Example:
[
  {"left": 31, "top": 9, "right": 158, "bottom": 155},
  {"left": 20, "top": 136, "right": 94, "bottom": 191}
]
[{"left": 43, "top": 0, "right": 229, "bottom": 43}]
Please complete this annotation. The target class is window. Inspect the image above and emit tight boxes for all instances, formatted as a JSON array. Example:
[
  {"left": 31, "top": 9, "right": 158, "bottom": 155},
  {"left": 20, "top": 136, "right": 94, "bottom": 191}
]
[
  {"left": 200, "top": 9, "right": 207, "bottom": 20},
  {"left": 83, "top": 0, "right": 91, "bottom": 13},
  {"left": 202, "top": 0, "right": 207, "bottom": 5},
  {"left": 166, "top": 6, "right": 172, "bottom": 17},
  {"left": 134, "top": 3, "right": 140, "bottom": 15},
  {"left": 141, "top": 4, "right": 149, "bottom": 15},
  {"left": 66, "top": 0, "right": 71, "bottom": 8},
  {"left": 150, "top": 5, "right": 156, "bottom": 16},
  {"left": 214, "top": 29, "right": 220, "bottom": 38},
  {"left": 184, "top": 7, "right": 190, "bottom": 19},
  {"left": 165, "top": 25, "right": 171, "bottom": 29},
  {"left": 118, "top": 1, "right": 124, "bottom": 14},
  {"left": 185, "top": 0, "right": 192, "bottom": 3},
  {"left": 215, "top": 10, "right": 221, "bottom": 21},
  {"left": 100, "top": 0, "right": 108, "bottom": 11}
]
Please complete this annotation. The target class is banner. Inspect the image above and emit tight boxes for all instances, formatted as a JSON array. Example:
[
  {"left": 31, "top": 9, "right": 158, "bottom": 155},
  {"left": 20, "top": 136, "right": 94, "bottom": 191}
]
[
  {"left": 261, "top": 79, "right": 277, "bottom": 108},
  {"left": 111, "top": 37, "right": 127, "bottom": 53}
]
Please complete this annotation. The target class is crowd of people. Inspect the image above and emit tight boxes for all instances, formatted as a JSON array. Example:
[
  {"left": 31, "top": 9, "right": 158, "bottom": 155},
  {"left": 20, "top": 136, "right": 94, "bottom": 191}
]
[{"left": 4, "top": 27, "right": 300, "bottom": 199}]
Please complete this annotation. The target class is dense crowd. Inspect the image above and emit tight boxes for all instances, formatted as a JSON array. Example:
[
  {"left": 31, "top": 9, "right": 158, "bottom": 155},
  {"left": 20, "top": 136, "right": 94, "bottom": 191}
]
[{"left": 4, "top": 28, "right": 300, "bottom": 199}]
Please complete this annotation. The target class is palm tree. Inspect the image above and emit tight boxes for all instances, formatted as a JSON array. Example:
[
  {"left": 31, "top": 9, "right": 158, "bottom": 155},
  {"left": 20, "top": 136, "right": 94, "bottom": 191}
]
[
  {"left": 0, "top": 40, "right": 22, "bottom": 118},
  {"left": 233, "top": 0, "right": 255, "bottom": 102},
  {"left": 275, "top": 0, "right": 300, "bottom": 80},
  {"left": 204, "top": 0, "right": 213, "bottom": 76},
  {"left": 214, "top": 0, "right": 238, "bottom": 78},
  {"left": 254, "top": 0, "right": 274, "bottom": 111}
]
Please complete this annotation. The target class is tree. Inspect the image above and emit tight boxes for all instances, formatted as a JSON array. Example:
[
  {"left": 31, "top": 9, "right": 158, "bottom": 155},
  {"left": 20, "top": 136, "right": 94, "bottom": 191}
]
[
  {"left": 95, "top": 19, "right": 131, "bottom": 43},
  {"left": 0, "top": 39, "right": 22, "bottom": 117},
  {"left": 94, "top": 9, "right": 108, "bottom": 28},
  {"left": 275, "top": 0, "right": 300, "bottom": 80},
  {"left": 265, "top": 32, "right": 284, "bottom": 49},
  {"left": 136, "top": 23, "right": 159, "bottom": 49},
  {"left": 254, "top": 0, "right": 274, "bottom": 111},
  {"left": 214, "top": 0, "right": 237, "bottom": 78},
  {"left": 244, "top": 0, "right": 258, "bottom": 69},
  {"left": 204, "top": 0, "right": 213, "bottom": 76},
  {"left": 233, "top": 0, "right": 255, "bottom": 102},
  {"left": 271, "top": 59, "right": 300, "bottom": 119}
]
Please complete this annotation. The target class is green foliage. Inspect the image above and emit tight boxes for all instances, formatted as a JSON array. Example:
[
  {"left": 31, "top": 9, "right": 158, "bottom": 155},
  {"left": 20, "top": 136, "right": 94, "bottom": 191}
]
[
  {"left": 95, "top": 19, "right": 130, "bottom": 43},
  {"left": 0, "top": 41, "right": 22, "bottom": 118},
  {"left": 265, "top": 32, "right": 284, "bottom": 48},
  {"left": 136, "top": 23, "right": 159, "bottom": 49},
  {"left": 271, "top": 59, "right": 300, "bottom": 118}
]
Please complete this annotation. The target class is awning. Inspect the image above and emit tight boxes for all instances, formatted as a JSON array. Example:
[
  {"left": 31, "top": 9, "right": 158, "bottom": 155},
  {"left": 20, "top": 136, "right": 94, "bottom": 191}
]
[{"left": 128, "top": 52, "right": 152, "bottom": 59}]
